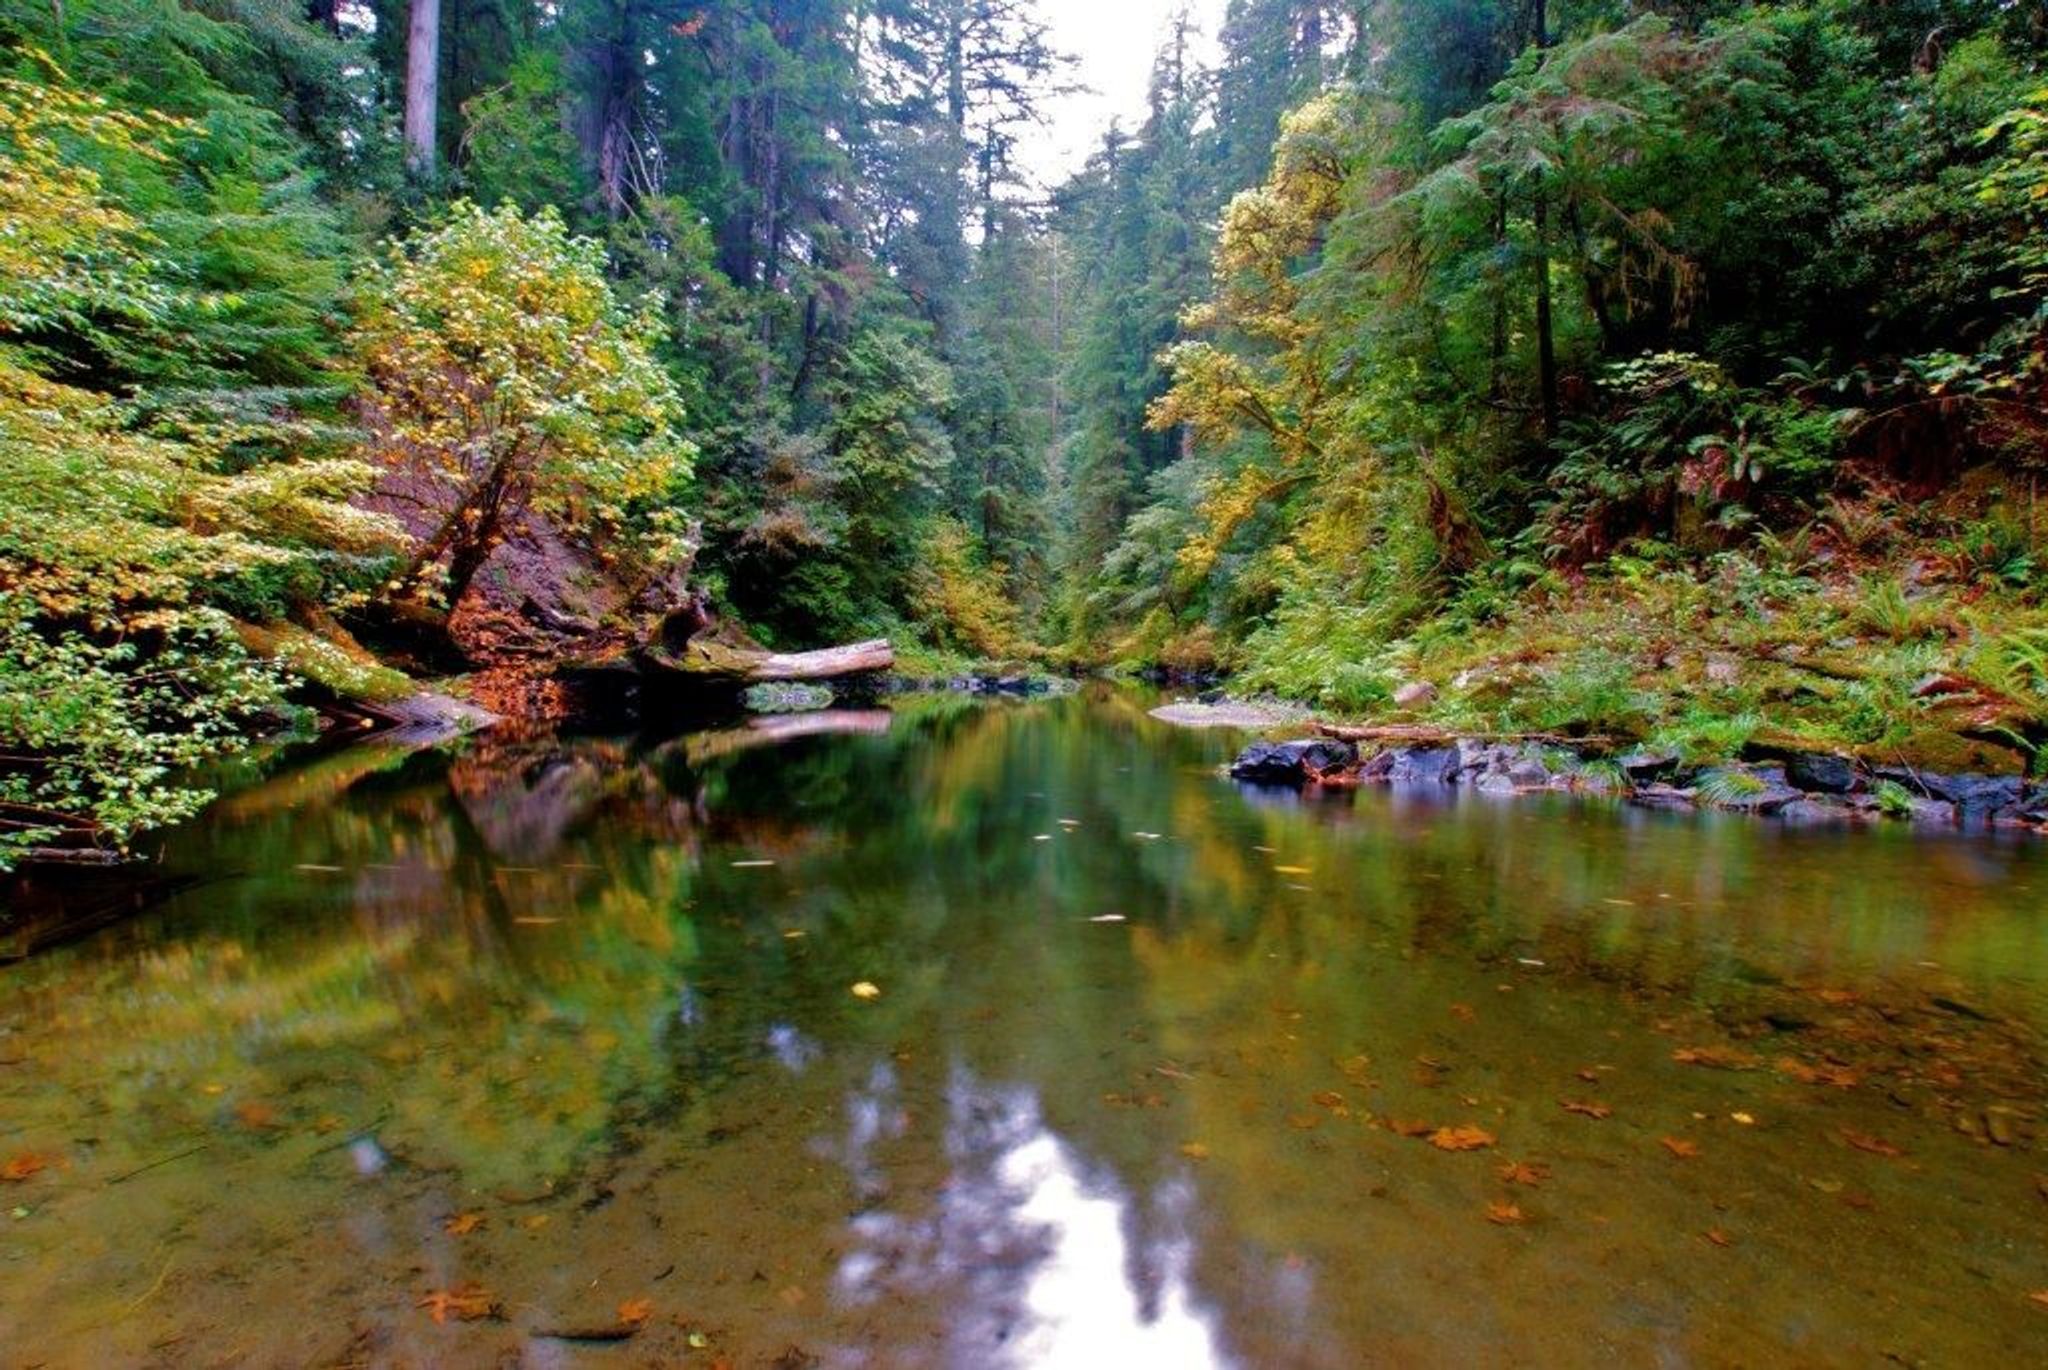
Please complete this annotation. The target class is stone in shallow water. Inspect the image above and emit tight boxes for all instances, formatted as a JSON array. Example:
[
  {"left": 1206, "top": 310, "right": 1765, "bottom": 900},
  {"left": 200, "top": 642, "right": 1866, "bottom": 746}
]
[
  {"left": 1784, "top": 752, "right": 1858, "bottom": 795},
  {"left": 1228, "top": 739, "right": 1358, "bottom": 784},
  {"left": 1387, "top": 746, "right": 1460, "bottom": 785}
]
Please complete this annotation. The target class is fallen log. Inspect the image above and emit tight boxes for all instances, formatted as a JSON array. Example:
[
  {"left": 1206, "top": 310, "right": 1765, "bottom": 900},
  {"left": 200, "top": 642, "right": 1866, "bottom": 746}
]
[
  {"left": 1315, "top": 722, "right": 1615, "bottom": 747},
  {"left": 641, "top": 635, "right": 894, "bottom": 683}
]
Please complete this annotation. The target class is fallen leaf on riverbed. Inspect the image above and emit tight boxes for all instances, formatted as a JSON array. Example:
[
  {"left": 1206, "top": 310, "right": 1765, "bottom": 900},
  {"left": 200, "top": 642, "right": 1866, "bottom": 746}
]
[
  {"left": 1777, "top": 1057, "right": 1859, "bottom": 1088},
  {"left": 443, "top": 1211, "right": 486, "bottom": 1235},
  {"left": 1841, "top": 1129, "right": 1905, "bottom": 1157},
  {"left": 418, "top": 1283, "right": 499, "bottom": 1323},
  {"left": 2029, "top": 1291, "right": 2048, "bottom": 1310},
  {"left": 234, "top": 1101, "right": 281, "bottom": 1130},
  {"left": 850, "top": 982, "right": 881, "bottom": 1000},
  {"left": 1560, "top": 1099, "right": 1612, "bottom": 1119},
  {"left": 1428, "top": 1125, "right": 1496, "bottom": 1152},
  {"left": 618, "top": 1298, "right": 653, "bottom": 1326},
  {"left": 1180, "top": 1142, "right": 1210, "bottom": 1160},
  {"left": 1498, "top": 1161, "right": 1550, "bottom": 1186},
  {"left": 1388, "top": 1119, "right": 1434, "bottom": 1138},
  {"left": 1312, "top": 1090, "right": 1345, "bottom": 1109},
  {"left": 1287, "top": 1113, "right": 1321, "bottom": 1131},
  {"left": 1485, "top": 1201, "right": 1526, "bottom": 1225},
  {"left": 1704, "top": 1228, "right": 1733, "bottom": 1248},
  {"left": 1, "top": 1153, "right": 48, "bottom": 1181},
  {"left": 1660, "top": 1136, "right": 1700, "bottom": 1159},
  {"left": 1449, "top": 1003, "right": 1475, "bottom": 1023},
  {"left": 1672, "top": 1046, "right": 1759, "bottom": 1070}
]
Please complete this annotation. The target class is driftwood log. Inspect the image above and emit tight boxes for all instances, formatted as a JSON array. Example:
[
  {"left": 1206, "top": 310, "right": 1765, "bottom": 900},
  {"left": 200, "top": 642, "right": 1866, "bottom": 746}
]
[{"left": 641, "top": 634, "right": 895, "bottom": 683}]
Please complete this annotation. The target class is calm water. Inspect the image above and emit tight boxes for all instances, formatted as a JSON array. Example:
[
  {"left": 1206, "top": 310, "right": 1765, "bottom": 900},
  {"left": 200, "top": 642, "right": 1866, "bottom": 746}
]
[{"left": 4, "top": 688, "right": 2048, "bottom": 1367}]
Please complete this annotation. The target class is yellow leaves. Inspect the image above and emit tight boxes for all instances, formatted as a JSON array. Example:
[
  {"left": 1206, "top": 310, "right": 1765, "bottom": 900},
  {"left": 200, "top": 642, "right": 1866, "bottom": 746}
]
[
  {"left": 1427, "top": 1125, "right": 1497, "bottom": 1152},
  {"left": 418, "top": 1282, "right": 500, "bottom": 1324},
  {"left": 443, "top": 1211, "right": 486, "bottom": 1236},
  {"left": 850, "top": 981, "right": 881, "bottom": 1000},
  {"left": 1179, "top": 1142, "right": 1211, "bottom": 1161}
]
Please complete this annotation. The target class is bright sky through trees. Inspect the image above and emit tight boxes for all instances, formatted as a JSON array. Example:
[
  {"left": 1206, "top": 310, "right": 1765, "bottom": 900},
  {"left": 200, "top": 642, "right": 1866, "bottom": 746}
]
[{"left": 1023, "top": 0, "right": 1226, "bottom": 187}]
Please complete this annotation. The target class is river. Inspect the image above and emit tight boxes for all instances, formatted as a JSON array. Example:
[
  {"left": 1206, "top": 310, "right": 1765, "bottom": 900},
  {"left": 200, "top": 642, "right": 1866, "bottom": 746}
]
[{"left": 2, "top": 688, "right": 2045, "bottom": 1366}]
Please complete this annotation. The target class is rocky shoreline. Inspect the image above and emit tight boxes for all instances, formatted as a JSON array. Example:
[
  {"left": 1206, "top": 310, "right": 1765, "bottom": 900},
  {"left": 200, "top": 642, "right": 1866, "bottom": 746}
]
[{"left": 1224, "top": 732, "right": 2048, "bottom": 835}]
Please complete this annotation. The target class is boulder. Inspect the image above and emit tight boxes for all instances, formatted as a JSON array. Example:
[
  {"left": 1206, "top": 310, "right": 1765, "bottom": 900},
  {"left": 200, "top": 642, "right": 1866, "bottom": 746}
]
[
  {"left": 1229, "top": 738, "right": 1359, "bottom": 785},
  {"left": 1784, "top": 751, "right": 1858, "bottom": 795},
  {"left": 1387, "top": 746, "right": 1460, "bottom": 785},
  {"left": 1619, "top": 750, "right": 1681, "bottom": 783},
  {"left": 1392, "top": 680, "right": 1439, "bottom": 709}
]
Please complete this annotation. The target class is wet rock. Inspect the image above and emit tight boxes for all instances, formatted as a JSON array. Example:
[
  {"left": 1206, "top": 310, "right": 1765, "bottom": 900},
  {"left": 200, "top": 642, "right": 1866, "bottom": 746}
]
[
  {"left": 1507, "top": 757, "right": 1552, "bottom": 788},
  {"left": 1229, "top": 738, "right": 1358, "bottom": 785},
  {"left": 1875, "top": 768, "right": 2024, "bottom": 823},
  {"left": 1619, "top": 750, "right": 1681, "bottom": 783},
  {"left": 1784, "top": 751, "right": 1858, "bottom": 795},
  {"left": 1907, "top": 798, "right": 1956, "bottom": 828},
  {"left": 1387, "top": 746, "right": 1460, "bottom": 785},
  {"left": 1357, "top": 749, "right": 1397, "bottom": 781},
  {"left": 1392, "top": 680, "right": 1438, "bottom": 709},
  {"left": 1709, "top": 784, "right": 1805, "bottom": 815},
  {"left": 1778, "top": 798, "right": 1855, "bottom": 825},
  {"left": 1630, "top": 784, "right": 1698, "bottom": 811},
  {"left": 1475, "top": 772, "right": 1519, "bottom": 796},
  {"left": 743, "top": 682, "right": 834, "bottom": 714}
]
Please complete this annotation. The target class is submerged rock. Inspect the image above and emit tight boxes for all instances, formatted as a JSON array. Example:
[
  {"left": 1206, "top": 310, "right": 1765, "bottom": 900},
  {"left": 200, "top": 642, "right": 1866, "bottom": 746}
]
[
  {"left": 1784, "top": 751, "right": 1859, "bottom": 795},
  {"left": 1387, "top": 746, "right": 1460, "bottom": 784},
  {"left": 1229, "top": 738, "right": 1358, "bottom": 784}
]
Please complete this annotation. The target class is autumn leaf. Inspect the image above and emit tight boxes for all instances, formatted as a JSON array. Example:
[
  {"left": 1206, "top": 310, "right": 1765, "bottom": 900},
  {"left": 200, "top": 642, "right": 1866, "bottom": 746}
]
[
  {"left": 443, "top": 1211, "right": 486, "bottom": 1236},
  {"left": 418, "top": 1283, "right": 500, "bottom": 1323},
  {"left": 1311, "top": 1090, "right": 1345, "bottom": 1109},
  {"left": 1, "top": 1153, "right": 49, "bottom": 1182},
  {"left": 849, "top": 981, "right": 881, "bottom": 1000},
  {"left": 1841, "top": 1129, "right": 1905, "bottom": 1157},
  {"left": 1660, "top": 1136, "right": 1700, "bottom": 1159},
  {"left": 1428, "top": 1125, "right": 1496, "bottom": 1152},
  {"left": 1560, "top": 1099, "right": 1612, "bottom": 1119},
  {"left": 1498, "top": 1161, "right": 1550, "bottom": 1186},
  {"left": 1704, "top": 1228, "right": 1733, "bottom": 1248},
  {"left": 1485, "top": 1200, "right": 1526, "bottom": 1225},
  {"left": 1388, "top": 1118, "right": 1434, "bottom": 1138},
  {"left": 234, "top": 1101, "right": 281, "bottom": 1130},
  {"left": 1179, "top": 1142, "right": 1211, "bottom": 1160},
  {"left": 617, "top": 1297, "right": 653, "bottom": 1326},
  {"left": 1449, "top": 1003, "right": 1475, "bottom": 1023},
  {"left": 1777, "top": 1057, "right": 1859, "bottom": 1088},
  {"left": 1286, "top": 1113, "right": 1321, "bottom": 1131},
  {"left": 2029, "top": 1290, "right": 2048, "bottom": 1310},
  {"left": 1672, "top": 1046, "right": 1758, "bottom": 1070}
]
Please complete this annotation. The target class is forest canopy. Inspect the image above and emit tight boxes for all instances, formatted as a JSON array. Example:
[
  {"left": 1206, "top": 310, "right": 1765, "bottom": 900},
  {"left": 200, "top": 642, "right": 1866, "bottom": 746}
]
[{"left": 3, "top": 0, "right": 2047, "bottom": 863}]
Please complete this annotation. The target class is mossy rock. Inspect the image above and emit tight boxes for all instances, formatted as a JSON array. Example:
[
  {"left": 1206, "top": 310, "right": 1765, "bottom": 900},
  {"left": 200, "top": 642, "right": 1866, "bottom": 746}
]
[{"left": 1856, "top": 726, "right": 2027, "bottom": 778}]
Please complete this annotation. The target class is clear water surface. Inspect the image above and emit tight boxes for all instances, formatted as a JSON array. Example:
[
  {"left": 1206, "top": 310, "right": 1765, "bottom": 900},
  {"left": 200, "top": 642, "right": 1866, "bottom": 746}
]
[{"left": 3, "top": 688, "right": 2046, "bottom": 1367}]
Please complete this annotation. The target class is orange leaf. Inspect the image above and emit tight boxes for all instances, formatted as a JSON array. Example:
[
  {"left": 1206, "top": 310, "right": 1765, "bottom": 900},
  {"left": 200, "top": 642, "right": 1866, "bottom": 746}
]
[
  {"left": 1485, "top": 1200, "right": 1526, "bottom": 1225},
  {"left": 443, "top": 1211, "right": 486, "bottom": 1236},
  {"left": 1497, "top": 1161, "right": 1550, "bottom": 1186},
  {"left": 1660, "top": 1136, "right": 1700, "bottom": 1159},
  {"left": 234, "top": 1101, "right": 281, "bottom": 1130},
  {"left": 1560, "top": 1099, "right": 1612, "bottom": 1119},
  {"left": 418, "top": 1283, "right": 499, "bottom": 1324},
  {"left": 1672, "top": 1046, "right": 1758, "bottom": 1070},
  {"left": 1777, "top": 1057, "right": 1859, "bottom": 1088},
  {"left": 1311, "top": 1090, "right": 1345, "bottom": 1109},
  {"left": 1388, "top": 1118, "right": 1434, "bottom": 1138},
  {"left": 617, "top": 1297, "right": 654, "bottom": 1326},
  {"left": 1449, "top": 1003, "right": 1475, "bottom": 1023},
  {"left": 1428, "top": 1125, "right": 1496, "bottom": 1152},
  {"left": 1841, "top": 1129, "right": 1905, "bottom": 1157},
  {"left": 1704, "top": 1228, "right": 1733, "bottom": 1248},
  {"left": 2029, "top": 1290, "right": 2048, "bottom": 1310},
  {"left": 1179, "top": 1142, "right": 1210, "bottom": 1160},
  {"left": 1, "top": 1152, "right": 48, "bottom": 1182}
]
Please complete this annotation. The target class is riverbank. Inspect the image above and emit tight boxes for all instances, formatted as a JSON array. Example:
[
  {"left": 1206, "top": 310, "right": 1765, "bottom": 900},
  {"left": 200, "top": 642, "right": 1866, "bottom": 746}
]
[{"left": 1168, "top": 707, "right": 2048, "bottom": 834}]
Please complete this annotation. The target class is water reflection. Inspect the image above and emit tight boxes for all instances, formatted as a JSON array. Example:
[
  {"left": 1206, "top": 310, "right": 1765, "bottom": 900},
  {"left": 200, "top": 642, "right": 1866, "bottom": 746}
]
[{"left": 1, "top": 689, "right": 2045, "bottom": 1365}]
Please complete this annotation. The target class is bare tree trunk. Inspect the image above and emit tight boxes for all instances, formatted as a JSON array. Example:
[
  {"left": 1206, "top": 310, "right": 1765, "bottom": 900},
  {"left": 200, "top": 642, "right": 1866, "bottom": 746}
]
[
  {"left": 1531, "top": 0, "right": 1557, "bottom": 442},
  {"left": 404, "top": 0, "right": 441, "bottom": 178}
]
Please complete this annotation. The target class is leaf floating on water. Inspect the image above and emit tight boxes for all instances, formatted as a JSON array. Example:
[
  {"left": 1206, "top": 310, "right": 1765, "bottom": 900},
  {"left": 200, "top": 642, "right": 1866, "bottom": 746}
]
[
  {"left": 1672, "top": 1046, "right": 1759, "bottom": 1071},
  {"left": 1428, "top": 1125, "right": 1496, "bottom": 1152},
  {"left": 1560, "top": 1099, "right": 1612, "bottom": 1120},
  {"left": 850, "top": 981, "right": 881, "bottom": 1000},
  {"left": 1088, "top": 914, "right": 1127, "bottom": 923},
  {"left": 1841, "top": 1129, "right": 1905, "bottom": 1157},
  {"left": 418, "top": 1283, "right": 500, "bottom": 1323},
  {"left": 1498, "top": 1161, "right": 1550, "bottom": 1186},
  {"left": 1, "top": 1153, "right": 49, "bottom": 1182},
  {"left": 443, "top": 1211, "right": 486, "bottom": 1235},
  {"left": 618, "top": 1297, "right": 654, "bottom": 1327},
  {"left": 1660, "top": 1136, "right": 1701, "bottom": 1159},
  {"left": 1704, "top": 1228, "right": 1734, "bottom": 1248},
  {"left": 1777, "top": 1057, "right": 1859, "bottom": 1088},
  {"left": 1485, "top": 1200, "right": 1526, "bottom": 1225},
  {"left": 1273, "top": 865, "right": 1312, "bottom": 876},
  {"left": 1032, "top": 834, "right": 1053, "bottom": 842},
  {"left": 1179, "top": 1142, "right": 1210, "bottom": 1161},
  {"left": 234, "top": 1101, "right": 281, "bottom": 1131},
  {"left": 731, "top": 859, "right": 776, "bottom": 868}
]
